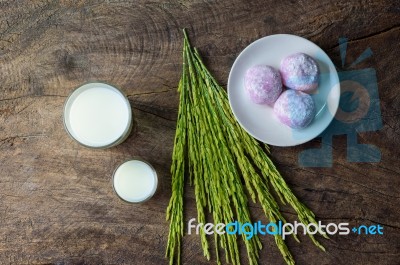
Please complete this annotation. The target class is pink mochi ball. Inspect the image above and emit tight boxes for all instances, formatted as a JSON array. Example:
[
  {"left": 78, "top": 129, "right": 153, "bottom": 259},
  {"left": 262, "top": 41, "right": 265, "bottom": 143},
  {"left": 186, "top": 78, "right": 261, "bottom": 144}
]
[
  {"left": 244, "top": 65, "right": 282, "bottom": 105},
  {"left": 280, "top": 53, "right": 319, "bottom": 93},
  {"left": 274, "top": 89, "right": 315, "bottom": 129}
]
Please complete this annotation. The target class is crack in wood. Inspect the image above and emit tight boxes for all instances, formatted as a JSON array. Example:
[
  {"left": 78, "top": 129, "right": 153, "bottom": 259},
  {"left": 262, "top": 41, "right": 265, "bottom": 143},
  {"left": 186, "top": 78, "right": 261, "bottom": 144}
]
[
  {"left": 328, "top": 24, "right": 400, "bottom": 50},
  {"left": 132, "top": 107, "right": 177, "bottom": 124}
]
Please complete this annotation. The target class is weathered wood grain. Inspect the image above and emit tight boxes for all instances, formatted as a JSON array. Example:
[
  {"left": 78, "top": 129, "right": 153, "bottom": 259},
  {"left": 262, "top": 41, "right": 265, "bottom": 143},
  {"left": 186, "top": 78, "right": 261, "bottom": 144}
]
[{"left": 0, "top": 0, "right": 399, "bottom": 264}]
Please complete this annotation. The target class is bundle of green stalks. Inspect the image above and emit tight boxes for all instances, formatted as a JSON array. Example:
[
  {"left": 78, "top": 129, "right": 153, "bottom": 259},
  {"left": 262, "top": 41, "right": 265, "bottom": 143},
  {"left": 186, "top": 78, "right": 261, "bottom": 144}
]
[{"left": 166, "top": 29, "right": 327, "bottom": 265}]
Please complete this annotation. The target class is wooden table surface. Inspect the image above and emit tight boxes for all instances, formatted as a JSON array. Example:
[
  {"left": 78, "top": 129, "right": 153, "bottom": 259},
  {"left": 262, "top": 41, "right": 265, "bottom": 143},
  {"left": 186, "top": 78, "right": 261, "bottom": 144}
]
[{"left": 0, "top": 1, "right": 399, "bottom": 264}]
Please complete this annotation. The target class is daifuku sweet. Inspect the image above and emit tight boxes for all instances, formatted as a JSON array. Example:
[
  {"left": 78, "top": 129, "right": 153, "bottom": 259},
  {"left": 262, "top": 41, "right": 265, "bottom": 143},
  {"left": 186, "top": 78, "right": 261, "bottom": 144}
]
[
  {"left": 280, "top": 53, "right": 319, "bottom": 93},
  {"left": 244, "top": 65, "right": 282, "bottom": 105},
  {"left": 274, "top": 89, "right": 315, "bottom": 129}
]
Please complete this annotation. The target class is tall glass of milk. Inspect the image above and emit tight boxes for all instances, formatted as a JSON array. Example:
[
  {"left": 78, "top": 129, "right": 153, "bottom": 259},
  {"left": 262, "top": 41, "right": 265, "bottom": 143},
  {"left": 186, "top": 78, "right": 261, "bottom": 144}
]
[{"left": 63, "top": 82, "right": 133, "bottom": 148}]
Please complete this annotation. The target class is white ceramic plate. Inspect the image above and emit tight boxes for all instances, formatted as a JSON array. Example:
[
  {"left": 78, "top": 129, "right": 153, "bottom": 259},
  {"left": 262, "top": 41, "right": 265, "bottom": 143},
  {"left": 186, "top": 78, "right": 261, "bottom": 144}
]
[{"left": 228, "top": 34, "right": 340, "bottom": 146}]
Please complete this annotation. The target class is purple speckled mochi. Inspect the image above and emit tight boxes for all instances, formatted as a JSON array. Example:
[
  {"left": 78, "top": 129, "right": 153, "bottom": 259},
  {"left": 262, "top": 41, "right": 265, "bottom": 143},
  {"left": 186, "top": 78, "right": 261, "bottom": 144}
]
[
  {"left": 274, "top": 89, "right": 315, "bottom": 129},
  {"left": 244, "top": 65, "right": 282, "bottom": 105},
  {"left": 280, "top": 53, "right": 319, "bottom": 93}
]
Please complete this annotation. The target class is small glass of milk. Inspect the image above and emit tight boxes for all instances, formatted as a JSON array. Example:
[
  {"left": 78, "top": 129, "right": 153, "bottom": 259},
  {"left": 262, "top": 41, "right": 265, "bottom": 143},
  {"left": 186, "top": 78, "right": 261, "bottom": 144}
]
[
  {"left": 63, "top": 82, "right": 132, "bottom": 148},
  {"left": 113, "top": 159, "right": 158, "bottom": 203}
]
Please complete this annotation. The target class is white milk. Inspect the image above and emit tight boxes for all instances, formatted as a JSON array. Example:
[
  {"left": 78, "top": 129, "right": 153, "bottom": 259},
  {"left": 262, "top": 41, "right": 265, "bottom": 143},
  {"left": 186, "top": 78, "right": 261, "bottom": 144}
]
[
  {"left": 113, "top": 160, "right": 158, "bottom": 203},
  {"left": 64, "top": 83, "right": 132, "bottom": 148}
]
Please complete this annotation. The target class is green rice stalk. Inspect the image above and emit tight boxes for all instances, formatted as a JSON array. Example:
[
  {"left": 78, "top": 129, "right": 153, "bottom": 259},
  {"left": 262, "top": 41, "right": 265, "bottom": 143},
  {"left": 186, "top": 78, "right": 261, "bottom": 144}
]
[{"left": 166, "top": 29, "right": 326, "bottom": 265}]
